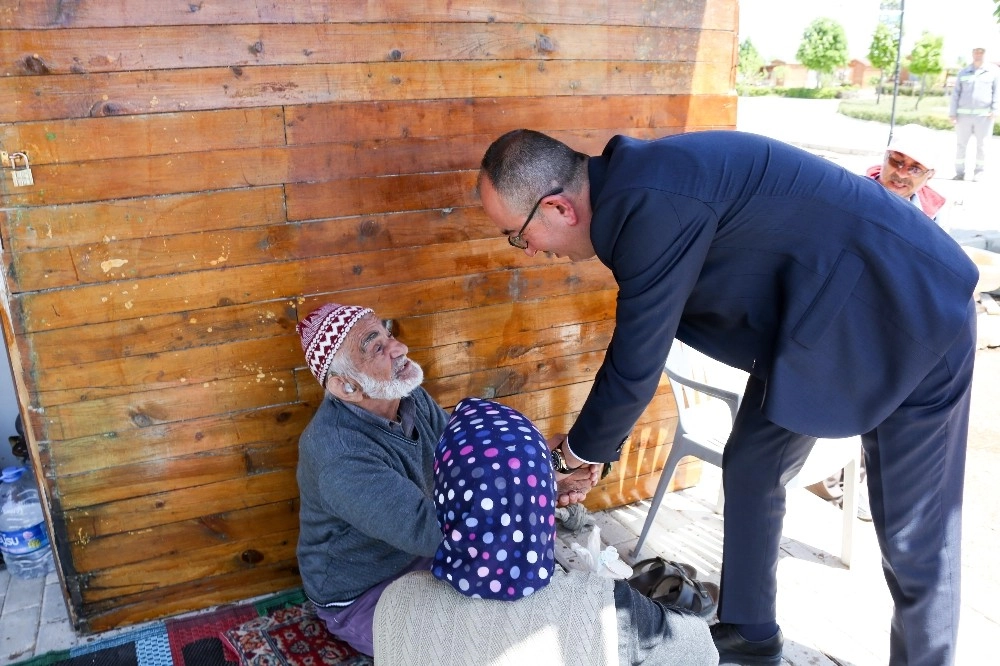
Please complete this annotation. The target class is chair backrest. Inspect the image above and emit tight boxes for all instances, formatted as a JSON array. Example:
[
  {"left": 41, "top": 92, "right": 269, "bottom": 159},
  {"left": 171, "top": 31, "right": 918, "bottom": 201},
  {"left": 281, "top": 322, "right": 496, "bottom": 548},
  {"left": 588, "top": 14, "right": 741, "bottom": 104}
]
[
  {"left": 665, "top": 341, "right": 859, "bottom": 490},
  {"left": 665, "top": 342, "right": 748, "bottom": 423}
]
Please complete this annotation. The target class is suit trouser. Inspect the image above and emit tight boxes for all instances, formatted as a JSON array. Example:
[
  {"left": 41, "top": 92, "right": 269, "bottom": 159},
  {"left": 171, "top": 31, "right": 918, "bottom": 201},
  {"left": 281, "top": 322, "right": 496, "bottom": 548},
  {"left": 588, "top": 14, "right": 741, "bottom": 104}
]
[
  {"left": 717, "top": 300, "right": 975, "bottom": 666},
  {"left": 954, "top": 114, "right": 992, "bottom": 176}
]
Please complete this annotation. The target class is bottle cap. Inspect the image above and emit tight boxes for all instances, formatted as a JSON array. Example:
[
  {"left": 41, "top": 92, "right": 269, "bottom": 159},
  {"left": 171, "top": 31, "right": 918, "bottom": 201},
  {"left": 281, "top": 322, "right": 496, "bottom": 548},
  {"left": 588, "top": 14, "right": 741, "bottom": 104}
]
[{"left": 1, "top": 466, "right": 26, "bottom": 483}]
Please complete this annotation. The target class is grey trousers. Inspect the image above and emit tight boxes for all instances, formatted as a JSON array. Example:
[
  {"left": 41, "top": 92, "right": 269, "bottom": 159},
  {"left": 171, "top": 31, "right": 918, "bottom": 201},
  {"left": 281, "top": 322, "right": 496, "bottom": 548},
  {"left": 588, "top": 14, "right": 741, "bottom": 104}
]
[{"left": 954, "top": 114, "right": 993, "bottom": 176}]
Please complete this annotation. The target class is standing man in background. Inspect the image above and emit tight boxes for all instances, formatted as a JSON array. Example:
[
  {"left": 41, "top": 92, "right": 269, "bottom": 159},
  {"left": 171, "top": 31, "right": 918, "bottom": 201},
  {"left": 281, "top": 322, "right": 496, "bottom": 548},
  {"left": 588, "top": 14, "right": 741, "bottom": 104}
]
[{"left": 950, "top": 46, "right": 999, "bottom": 181}]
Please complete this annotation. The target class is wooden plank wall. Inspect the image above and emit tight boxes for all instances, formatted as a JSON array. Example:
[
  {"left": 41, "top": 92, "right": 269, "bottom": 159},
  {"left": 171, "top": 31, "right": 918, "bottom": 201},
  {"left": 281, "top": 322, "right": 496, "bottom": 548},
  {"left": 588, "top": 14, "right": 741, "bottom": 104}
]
[{"left": 0, "top": 0, "right": 737, "bottom": 632}]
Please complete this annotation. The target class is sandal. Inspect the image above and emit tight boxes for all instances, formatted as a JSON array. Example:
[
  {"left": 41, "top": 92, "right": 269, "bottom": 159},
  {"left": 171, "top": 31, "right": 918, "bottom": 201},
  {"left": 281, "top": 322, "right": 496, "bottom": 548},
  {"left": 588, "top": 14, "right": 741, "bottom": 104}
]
[
  {"left": 648, "top": 570, "right": 719, "bottom": 619},
  {"left": 626, "top": 557, "right": 698, "bottom": 597}
]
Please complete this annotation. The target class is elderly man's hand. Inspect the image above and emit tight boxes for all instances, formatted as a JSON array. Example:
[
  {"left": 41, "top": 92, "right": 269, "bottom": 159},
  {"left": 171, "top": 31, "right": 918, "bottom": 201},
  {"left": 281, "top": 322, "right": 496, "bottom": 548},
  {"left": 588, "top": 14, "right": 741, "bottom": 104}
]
[
  {"left": 546, "top": 432, "right": 603, "bottom": 506},
  {"left": 554, "top": 465, "right": 600, "bottom": 506}
]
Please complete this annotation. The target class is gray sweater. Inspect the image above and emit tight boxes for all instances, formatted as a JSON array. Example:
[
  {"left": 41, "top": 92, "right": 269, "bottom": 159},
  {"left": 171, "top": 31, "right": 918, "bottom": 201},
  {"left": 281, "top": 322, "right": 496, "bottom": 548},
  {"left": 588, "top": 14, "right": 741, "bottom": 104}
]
[{"left": 296, "top": 387, "right": 449, "bottom": 605}]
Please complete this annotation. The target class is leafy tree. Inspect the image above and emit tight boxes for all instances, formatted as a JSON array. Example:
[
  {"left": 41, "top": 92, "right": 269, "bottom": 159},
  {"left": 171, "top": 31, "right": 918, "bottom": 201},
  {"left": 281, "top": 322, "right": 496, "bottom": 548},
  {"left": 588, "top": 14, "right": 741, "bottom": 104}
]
[
  {"left": 907, "top": 32, "right": 944, "bottom": 108},
  {"left": 738, "top": 39, "right": 765, "bottom": 84},
  {"left": 868, "top": 22, "right": 898, "bottom": 103},
  {"left": 796, "top": 18, "right": 850, "bottom": 88}
]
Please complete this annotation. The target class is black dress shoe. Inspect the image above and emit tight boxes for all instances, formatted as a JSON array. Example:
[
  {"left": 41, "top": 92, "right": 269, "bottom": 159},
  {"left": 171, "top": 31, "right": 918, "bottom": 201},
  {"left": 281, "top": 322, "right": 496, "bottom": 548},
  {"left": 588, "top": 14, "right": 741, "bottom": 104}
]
[{"left": 711, "top": 623, "right": 783, "bottom": 665}]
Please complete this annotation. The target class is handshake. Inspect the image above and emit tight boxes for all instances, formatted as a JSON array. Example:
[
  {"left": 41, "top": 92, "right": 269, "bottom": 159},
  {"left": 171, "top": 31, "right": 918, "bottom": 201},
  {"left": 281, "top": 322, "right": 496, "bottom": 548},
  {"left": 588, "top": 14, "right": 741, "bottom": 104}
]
[{"left": 546, "top": 433, "right": 613, "bottom": 507}]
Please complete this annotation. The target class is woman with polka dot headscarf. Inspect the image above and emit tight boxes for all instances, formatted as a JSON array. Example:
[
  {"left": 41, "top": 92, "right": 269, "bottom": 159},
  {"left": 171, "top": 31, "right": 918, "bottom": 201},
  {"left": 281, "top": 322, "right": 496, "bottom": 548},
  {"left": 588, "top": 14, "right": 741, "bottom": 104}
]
[{"left": 373, "top": 398, "right": 718, "bottom": 665}]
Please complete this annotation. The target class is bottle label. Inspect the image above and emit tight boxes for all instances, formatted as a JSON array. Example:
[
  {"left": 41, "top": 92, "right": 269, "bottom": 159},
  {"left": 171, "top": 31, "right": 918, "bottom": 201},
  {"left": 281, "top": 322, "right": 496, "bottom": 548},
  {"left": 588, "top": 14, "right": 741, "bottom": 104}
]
[{"left": 0, "top": 523, "right": 50, "bottom": 555}]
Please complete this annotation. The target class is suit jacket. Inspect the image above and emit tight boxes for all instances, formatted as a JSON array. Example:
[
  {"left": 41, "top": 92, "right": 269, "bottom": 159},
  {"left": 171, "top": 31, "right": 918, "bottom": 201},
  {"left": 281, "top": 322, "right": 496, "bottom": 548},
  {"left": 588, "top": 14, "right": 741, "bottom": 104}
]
[{"left": 568, "top": 132, "right": 978, "bottom": 462}]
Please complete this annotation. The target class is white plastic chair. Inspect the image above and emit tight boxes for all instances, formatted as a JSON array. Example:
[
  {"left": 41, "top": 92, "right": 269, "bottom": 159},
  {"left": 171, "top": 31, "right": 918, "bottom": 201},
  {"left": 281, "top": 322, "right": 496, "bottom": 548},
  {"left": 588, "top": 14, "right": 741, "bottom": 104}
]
[{"left": 631, "top": 341, "right": 861, "bottom": 567}]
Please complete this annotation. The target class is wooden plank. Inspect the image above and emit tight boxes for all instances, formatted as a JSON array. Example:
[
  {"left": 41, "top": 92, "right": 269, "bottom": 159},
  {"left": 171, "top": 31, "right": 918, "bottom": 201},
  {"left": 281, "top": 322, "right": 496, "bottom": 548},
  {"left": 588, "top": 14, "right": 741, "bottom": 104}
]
[
  {"left": 42, "top": 371, "right": 297, "bottom": 441},
  {"left": 0, "top": 145, "right": 289, "bottom": 206},
  {"left": 3, "top": 1, "right": 738, "bottom": 31},
  {"left": 1, "top": 111, "right": 736, "bottom": 206},
  {"left": 417, "top": 318, "right": 617, "bottom": 378},
  {"left": 2, "top": 60, "right": 732, "bottom": 122},
  {"left": 81, "top": 562, "right": 303, "bottom": 633},
  {"left": 34, "top": 335, "right": 302, "bottom": 407},
  {"left": 10, "top": 206, "right": 498, "bottom": 292},
  {"left": 293, "top": 371, "right": 672, "bottom": 438},
  {"left": 62, "top": 467, "right": 299, "bottom": 540},
  {"left": 24, "top": 261, "right": 609, "bottom": 370},
  {"left": 10, "top": 224, "right": 306, "bottom": 292},
  {"left": 528, "top": 379, "right": 675, "bottom": 429},
  {"left": 69, "top": 500, "right": 299, "bottom": 571},
  {"left": 286, "top": 94, "right": 737, "bottom": 146},
  {"left": 286, "top": 169, "right": 473, "bottom": 222},
  {"left": 0, "top": 24, "right": 734, "bottom": 75},
  {"left": 2, "top": 187, "right": 287, "bottom": 252},
  {"left": 33, "top": 302, "right": 619, "bottom": 409},
  {"left": 26, "top": 300, "right": 297, "bottom": 369},
  {"left": 12, "top": 236, "right": 540, "bottom": 333},
  {"left": 0, "top": 139, "right": 479, "bottom": 206},
  {"left": 424, "top": 348, "right": 609, "bottom": 403},
  {"left": 0, "top": 108, "right": 285, "bottom": 165},
  {"left": 57, "top": 442, "right": 298, "bottom": 510},
  {"left": 50, "top": 403, "right": 315, "bottom": 477},
  {"left": 0, "top": 94, "right": 735, "bottom": 170},
  {"left": 584, "top": 460, "right": 702, "bottom": 511},
  {"left": 387, "top": 288, "right": 617, "bottom": 350},
  {"left": 78, "top": 528, "right": 299, "bottom": 604}
]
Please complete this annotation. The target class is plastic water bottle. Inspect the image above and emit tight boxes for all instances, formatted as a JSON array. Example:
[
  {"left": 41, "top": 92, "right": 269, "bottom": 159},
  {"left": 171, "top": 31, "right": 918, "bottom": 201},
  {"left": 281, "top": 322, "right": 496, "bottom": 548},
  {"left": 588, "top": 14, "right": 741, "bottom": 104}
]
[{"left": 0, "top": 465, "right": 55, "bottom": 579}]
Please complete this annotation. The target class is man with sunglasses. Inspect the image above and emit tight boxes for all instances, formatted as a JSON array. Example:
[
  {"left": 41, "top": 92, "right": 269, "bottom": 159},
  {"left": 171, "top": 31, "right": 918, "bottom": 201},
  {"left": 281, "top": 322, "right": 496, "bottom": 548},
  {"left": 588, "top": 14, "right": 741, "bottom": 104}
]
[
  {"left": 866, "top": 123, "right": 947, "bottom": 223},
  {"left": 477, "top": 129, "right": 978, "bottom": 666}
]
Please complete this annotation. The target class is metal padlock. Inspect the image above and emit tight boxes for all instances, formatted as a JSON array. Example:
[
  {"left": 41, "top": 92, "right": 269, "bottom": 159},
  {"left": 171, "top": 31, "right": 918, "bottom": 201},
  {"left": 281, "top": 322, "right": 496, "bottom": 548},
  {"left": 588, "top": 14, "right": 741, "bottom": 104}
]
[{"left": 10, "top": 152, "right": 34, "bottom": 187}]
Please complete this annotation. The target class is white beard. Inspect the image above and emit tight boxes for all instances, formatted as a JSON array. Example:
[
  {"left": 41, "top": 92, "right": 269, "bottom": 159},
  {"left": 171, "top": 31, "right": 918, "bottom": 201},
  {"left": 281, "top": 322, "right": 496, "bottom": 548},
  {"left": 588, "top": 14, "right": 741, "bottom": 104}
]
[{"left": 356, "top": 358, "right": 424, "bottom": 400}]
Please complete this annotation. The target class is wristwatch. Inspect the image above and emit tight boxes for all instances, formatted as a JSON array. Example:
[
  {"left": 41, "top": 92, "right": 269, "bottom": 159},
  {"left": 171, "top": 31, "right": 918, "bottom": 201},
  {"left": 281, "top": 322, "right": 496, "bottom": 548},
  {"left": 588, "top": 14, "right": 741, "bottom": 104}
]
[{"left": 549, "top": 446, "right": 578, "bottom": 474}]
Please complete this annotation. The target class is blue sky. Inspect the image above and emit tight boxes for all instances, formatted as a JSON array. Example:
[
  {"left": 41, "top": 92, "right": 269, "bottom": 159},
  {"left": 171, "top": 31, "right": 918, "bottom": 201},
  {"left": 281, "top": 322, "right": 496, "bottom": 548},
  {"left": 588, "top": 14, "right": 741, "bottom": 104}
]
[{"left": 739, "top": 0, "right": 1000, "bottom": 66}]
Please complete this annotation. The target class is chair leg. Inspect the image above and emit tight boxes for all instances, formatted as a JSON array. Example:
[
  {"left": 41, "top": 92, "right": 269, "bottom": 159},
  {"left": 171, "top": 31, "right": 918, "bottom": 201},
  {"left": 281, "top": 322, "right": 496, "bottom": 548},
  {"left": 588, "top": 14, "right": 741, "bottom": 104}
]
[
  {"left": 631, "top": 443, "right": 687, "bottom": 559},
  {"left": 839, "top": 447, "right": 861, "bottom": 568}
]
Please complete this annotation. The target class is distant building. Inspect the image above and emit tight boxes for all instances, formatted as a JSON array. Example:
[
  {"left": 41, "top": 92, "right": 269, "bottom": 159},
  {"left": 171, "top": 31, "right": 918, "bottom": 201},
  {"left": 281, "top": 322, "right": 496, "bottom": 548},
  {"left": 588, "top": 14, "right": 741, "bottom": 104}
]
[
  {"left": 848, "top": 59, "right": 882, "bottom": 88},
  {"left": 762, "top": 59, "right": 810, "bottom": 87}
]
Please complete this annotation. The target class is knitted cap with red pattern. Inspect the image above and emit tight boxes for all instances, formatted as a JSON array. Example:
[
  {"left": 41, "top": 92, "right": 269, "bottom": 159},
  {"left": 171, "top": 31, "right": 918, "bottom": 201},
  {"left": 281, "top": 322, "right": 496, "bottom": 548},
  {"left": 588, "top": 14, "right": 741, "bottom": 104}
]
[{"left": 296, "top": 303, "right": 373, "bottom": 387}]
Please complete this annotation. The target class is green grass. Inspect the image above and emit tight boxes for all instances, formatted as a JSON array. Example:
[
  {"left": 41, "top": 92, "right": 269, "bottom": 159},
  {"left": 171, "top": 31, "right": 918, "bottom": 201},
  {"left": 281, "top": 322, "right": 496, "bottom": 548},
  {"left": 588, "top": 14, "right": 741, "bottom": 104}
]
[{"left": 838, "top": 96, "right": 999, "bottom": 134}]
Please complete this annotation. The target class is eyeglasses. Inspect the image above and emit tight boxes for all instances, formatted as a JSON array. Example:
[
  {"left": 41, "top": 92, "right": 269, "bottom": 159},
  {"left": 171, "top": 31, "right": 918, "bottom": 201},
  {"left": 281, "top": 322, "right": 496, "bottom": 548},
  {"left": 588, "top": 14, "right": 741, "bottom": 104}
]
[
  {"left": 507, "top": 186, "right": 564, "bottom": 249},
  {"left": 885, "top": 152, "right": 930, "bottom": 178}
]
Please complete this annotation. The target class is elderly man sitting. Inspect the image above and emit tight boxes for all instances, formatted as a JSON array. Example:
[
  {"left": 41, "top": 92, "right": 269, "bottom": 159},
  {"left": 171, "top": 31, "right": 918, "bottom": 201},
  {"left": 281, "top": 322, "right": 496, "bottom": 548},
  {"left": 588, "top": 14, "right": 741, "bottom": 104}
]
[
  {"left": 294, "top": 303, "right": 450, "bottom": 656},
  {"left": 866, "top": 123, "right": 947, "bottom": 223}
]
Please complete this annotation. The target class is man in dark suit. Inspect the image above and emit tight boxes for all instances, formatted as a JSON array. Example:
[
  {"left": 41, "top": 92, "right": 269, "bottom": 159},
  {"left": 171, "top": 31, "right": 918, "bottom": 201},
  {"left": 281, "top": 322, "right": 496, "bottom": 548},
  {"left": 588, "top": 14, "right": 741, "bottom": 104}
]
[{"left": 477, "top": 129, "right": 978, "bottom": 666}]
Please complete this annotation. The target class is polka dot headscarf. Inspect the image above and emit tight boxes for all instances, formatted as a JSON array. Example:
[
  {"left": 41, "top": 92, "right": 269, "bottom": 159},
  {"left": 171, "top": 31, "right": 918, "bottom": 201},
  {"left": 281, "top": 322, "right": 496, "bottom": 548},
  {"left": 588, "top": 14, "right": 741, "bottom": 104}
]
[{"left": 432, "top": 397, "right": 556, "bottom": 601}]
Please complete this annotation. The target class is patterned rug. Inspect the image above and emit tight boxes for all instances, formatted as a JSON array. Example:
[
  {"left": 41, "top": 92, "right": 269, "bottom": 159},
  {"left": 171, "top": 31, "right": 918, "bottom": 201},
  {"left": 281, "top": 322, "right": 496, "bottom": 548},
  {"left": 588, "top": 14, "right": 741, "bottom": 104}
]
[{"left": 13, "top": 590, "right": 373, "bottom": 666}]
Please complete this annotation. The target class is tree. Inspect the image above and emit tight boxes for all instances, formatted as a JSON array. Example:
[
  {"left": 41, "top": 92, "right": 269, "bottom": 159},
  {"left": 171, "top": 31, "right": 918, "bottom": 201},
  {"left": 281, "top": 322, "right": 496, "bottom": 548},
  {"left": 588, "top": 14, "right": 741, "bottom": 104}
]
[
  {"left": 907, "top": 32, "right": 944, "bottom": 109},
  {"left": 868, "top": 23, "right": 898, "bottom": 104},
  {"left": 738, "top": 39, "right": 765, "bottom": 85},
  {"left": 796, "top": 18, "right": 850, "bottom": 88}
]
